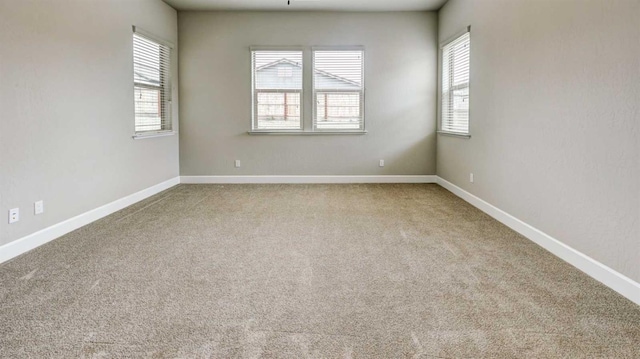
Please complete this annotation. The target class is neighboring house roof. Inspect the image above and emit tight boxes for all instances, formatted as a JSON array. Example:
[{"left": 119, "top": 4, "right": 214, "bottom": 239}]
[{"left": 257, "top": 58, "right": 361, "bottom": 88}]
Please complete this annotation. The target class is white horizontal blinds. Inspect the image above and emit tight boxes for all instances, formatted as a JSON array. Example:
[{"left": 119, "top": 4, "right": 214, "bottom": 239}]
[
  {"left": 133, "top": 32, "right": 171, "bottom": 133},
  {"left": 252, "top": 50, "right": 303, "bottom": 130},
  {"left": 441, "top": 32, "right": 470, "bottom": 134},
  {"left": 313, "top": 50, "right": 364, "bottom": 130}
]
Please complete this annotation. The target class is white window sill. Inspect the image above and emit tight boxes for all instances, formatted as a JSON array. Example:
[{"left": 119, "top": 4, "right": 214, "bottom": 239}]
[
  {"left": 132, "top": 131, "right": 177, "bottom": 140},
  {"left": 131, "top": 131, "right": 178, "bottom": 140},
  {"left": 248, "top": 130, "right": 367, "bottom": 136},
  {"left": 437, "top": 131, "right": 471, "bottom": 139}
]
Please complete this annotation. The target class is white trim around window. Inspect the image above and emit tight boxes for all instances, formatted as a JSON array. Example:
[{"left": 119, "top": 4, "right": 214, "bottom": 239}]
[
  {"left": 132, "top": 26, "right": 175, "bottom": 139},
  {"left": 438, "top": 26, "right": 471, "bottom": 138},
  {"left": 247, "top": 46, "right": 367, "bottom": 135},
  {"left": 312, "top": 46, "right": 365, "bottom": 132},
  {"left": 250, "top": 47, "right": 304, "bottom": 132}
]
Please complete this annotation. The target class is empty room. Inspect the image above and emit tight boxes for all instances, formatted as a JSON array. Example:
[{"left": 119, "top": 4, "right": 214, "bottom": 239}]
[{"left": 1, "top": 0, "right": 638, "bottom": 357}]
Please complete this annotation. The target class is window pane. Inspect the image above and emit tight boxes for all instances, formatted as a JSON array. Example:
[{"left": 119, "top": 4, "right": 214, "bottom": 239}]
[
  {"left": 448, "top": 86, "right": 469, "bottom": 133},
  {"left": 441, "top": 32, "right": 470, "bottom": 134},
  {"left": 316, "top": 92, "right": 361, "bottom": 130},
  {"left": 134, "top": 86, "right": 162, "bottom": 132},
  {"left": 133, "top": 34, "right": 162, "bottom": 87},
  {"left": 252, "top": 51, "right": 303, "bottom": 130},
  {"left": 314, "top": 51, "right": 363, "bottom": 87},
  {"left": 277, "top": 67, "right": 293, "bottom": 78},
  {"left": 253, "top": 51, "right": 303, "bottom": 90},
  {"left": 451, "top": 47, "right": 470, "bottom": 87},
  {"left": 313, "top": 50, "right": 364, "bottom": 130},
  {"left": 256, "top": 92, "right": 301, "bottom": 130},
  {"left": 133, "top": 32, "right": 171, "bottom": 133}
]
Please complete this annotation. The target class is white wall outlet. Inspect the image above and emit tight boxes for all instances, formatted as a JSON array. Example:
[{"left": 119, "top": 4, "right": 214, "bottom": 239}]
[
  {"left": 470, "top": 173, "right": 474, "bottom": 183},
  {"left": 9, "top": 208, "right": 19, "bottom": 224},
  {"left": 379, "top": 159, "right": 385, "bottom": 167},
  {"left": 35, "top": 200, "right": 44, "bottom": 215},
  {"left": 234, "top": 160, "right": 241, "bottom": 168}
]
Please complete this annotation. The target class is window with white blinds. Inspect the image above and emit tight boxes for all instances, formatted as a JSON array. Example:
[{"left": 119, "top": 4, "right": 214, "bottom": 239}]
[
  {"left": 133, "top": 28, "right": 172, "bottom": 134},
  {"left": 313, "top": 49, "right": 364, "bottom": 131},
  {"left": 251, "top": 50, "right": 303, "bottom": 131},
  {"left": 441, "top": 31, "right": 470, "bottom": 135}
]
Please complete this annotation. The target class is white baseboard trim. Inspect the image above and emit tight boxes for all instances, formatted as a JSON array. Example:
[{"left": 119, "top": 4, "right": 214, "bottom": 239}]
[
  {"left": 181, "top": 175, "right": 438, "bottom": 184},
  {"left": 0, "top": 177, "right": 180, "bottom": 265},
  {"left": 436, "top": 176, "right": 640, "bottom": 306}
]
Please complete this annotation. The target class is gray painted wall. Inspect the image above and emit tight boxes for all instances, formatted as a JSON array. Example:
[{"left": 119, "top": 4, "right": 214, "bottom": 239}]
[
  {"left": 178, "top": 11, "right": 438, "bottom": 176},
  {"left": 437, "top": 0, "right": 640, "bottom": 282},
  {"left": 0, "top": 0, "right": 179, "bottom": 247}
]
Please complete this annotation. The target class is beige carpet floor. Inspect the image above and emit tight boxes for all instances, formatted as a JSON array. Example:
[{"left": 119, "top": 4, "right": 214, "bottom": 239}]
[{"left": 1, "top": 184, "right": 638, "bottom": 358}]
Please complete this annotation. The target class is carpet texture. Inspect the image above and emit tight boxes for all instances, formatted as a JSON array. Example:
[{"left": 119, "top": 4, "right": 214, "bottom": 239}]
[{"left": 1, "top": 184, "right": 638, "bottom": 358}]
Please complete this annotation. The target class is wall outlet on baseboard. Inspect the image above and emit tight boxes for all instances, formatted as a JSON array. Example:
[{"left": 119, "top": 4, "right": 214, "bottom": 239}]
[
  {"left": 234, "top": 160, "right": 241, "bottom": 168},
  {"left": 379, "top": 159, "right": 385, "bottom": 167},
  {"left": 470, "top": 173, "right": 474, "bottom": 183},
  {"left": 9, "top": 208, "right": 19, "bottom": 224},
  {"left": 35, "top": 200, "right": 44, "bottom": 215}
]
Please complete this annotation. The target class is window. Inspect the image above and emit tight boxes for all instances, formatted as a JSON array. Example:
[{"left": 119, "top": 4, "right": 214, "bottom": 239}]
[
  {"left": 440, "top": 30, "right": 470, "bottom": 135},
  {"left": 133, "top": 27, "right": 172, "bottom": 134},
  {"left": 251, "top": 50, "right": 303, "bottom": 131},
  {"left": 313, "top": 49, "right": 365, "bottom": 130},
  {"left": 277, "top": 67, "right": 293, "bottom": 78}
]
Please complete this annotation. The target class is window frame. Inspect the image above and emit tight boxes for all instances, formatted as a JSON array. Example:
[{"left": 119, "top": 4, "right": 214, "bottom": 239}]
[
  {"left": 247, "top": 46, "right": 367, "bottom": 136},
  {"left": 250, "top": 47, "right": 305, "bottom": 133},
  {"left": 438, "top": 27, "right": 471, "bottom": 138},
  {"left": 312, "top": 46, "right": 366, "bottom": 133},
  {"left": 132, "top": 26, "right": 175, "bottom": 139}
]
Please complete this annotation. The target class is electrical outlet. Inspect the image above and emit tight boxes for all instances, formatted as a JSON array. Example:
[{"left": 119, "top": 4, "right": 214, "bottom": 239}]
[
  {"left": 9, "top": 208, "right": 19, "bottom": 224},
  {"left": 379, "top": 159, "right": 385, "bottom": 167},
  {"left": 235, "top": 160, "right": 241, "bottom": 168},
  {"left": 35, "top": 200, "right": 44, "bottom": 215},
  {"left": 470, "top": 173, "right": 474, "bottom": 183}
]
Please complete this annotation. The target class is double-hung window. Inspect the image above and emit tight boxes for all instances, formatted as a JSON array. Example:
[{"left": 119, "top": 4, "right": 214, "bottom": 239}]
[
  {"left": 313, "top": 48, "right": 365, "bottom": 131},
  {"left": 251, "top": 49, "right": 303, "bottom": 131},
  {"left": 133, "top": 27, "right": 172, "bottom": 135},
  {"left": 440, "top": 30, "right": 470, "bottom": 136}
]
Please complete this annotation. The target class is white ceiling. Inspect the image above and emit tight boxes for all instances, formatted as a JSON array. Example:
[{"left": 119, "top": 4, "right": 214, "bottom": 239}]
[{"left": 162, "top": 0, "right": 448, "bottom": 12}]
